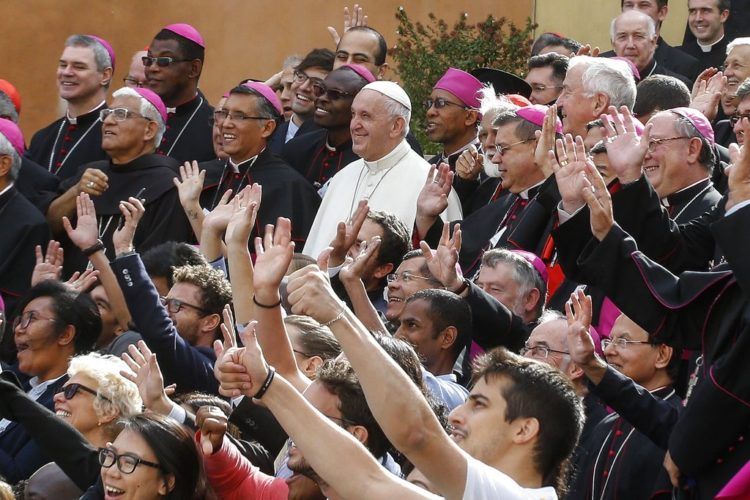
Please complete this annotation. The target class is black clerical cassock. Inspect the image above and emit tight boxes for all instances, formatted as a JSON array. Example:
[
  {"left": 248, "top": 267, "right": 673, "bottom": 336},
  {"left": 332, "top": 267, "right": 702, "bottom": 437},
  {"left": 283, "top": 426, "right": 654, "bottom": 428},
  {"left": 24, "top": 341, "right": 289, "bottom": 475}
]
[{"left": 156, "top": 90, "right": 215, "bottom": 164}]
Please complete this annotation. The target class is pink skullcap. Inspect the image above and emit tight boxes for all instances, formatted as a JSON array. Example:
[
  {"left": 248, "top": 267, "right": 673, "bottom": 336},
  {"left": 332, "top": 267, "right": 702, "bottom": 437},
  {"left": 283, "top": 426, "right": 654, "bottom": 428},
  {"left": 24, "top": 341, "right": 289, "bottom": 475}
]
[
  {"left": 434, "top": 68, "right": 483, "bottom": 109},
  {"left": 341, "top": 64, "right": 376, "bottom": 83},
  {"left": 670, "top": 107, "right": 715, "bottom": 144},
  {"left": 88, "top": 35, "right": 116, "bottom": 69},
  {"left": 517, "top": 104, "right": 563, "bottom": 134},
  {"left": 0, "top": 118, "right": 25, "bottom": 155},
  {"left": 242, "top": 82, "right": 283, "bottom": 115},
  {"left": 0, "top": 292, "right": 4, "bottom": 312},
  {"left": 0, "top": 80, "right": 21, "bottom": 114},
  {"left": 507, "top": 94, "right": 532, "bottom": 108},
  {"left": 510, "top": 249, "right": 549, "bottom": 284},
  {"left": 612, "top": 57, "right": 640, "bottom": 81},
  {"left": 589, "top": 325, "right": 603, "bottom": 356},
  {"left": 133, "top": 88, "right": 167, "bottom": 123},
  {"left": 222, "top": 91, "right": 230, "bottom": 99},
  {"left": 163, "top": 23, "right": 205, "bottom": 48}
]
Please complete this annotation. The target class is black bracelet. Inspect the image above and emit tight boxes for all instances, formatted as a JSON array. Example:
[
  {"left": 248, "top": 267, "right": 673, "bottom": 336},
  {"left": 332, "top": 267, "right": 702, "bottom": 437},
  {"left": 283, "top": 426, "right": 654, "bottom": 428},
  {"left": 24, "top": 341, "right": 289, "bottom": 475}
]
[
  {"left": 451, "top": 278, "right": 470, "bottom": 295},
  {"left": 253, "top": 295, "right": 282, "bottom": 309},
  {"left": 82, "top": 240, "right": 105, "bottom": 257},
  {"left": 253, "top": 366, "right": 276, "bottom": 399}
]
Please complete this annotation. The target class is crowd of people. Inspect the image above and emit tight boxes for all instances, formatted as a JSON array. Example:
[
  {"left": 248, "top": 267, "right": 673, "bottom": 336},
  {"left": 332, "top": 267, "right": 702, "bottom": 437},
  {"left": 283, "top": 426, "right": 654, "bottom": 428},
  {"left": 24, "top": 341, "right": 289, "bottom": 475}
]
[{"left": 0, "top": 0, "right": 750, "bottom": 498}]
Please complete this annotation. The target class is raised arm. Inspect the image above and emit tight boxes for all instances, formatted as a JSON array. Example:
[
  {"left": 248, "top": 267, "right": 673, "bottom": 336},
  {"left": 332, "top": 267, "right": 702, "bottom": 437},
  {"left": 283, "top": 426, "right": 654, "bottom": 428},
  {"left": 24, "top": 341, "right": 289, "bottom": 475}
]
[
  {"left": 46, "top": 167, "right": 109, "bottom": 236},
  {"left": 174, "top": 161, "right": 207, "bottom": 242},
  {"left": 415, "top": 163, "right": 453, "bottom": 239},
  {"left": 338, "top": 240, "right": 389, "bottom": 333}
]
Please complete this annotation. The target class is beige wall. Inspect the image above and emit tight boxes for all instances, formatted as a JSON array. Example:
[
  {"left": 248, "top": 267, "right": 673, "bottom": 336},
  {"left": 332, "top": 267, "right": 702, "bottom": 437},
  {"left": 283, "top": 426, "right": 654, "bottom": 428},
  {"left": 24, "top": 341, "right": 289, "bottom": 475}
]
[
  {"left": 5, "top": 0, "right": 532, "bottom": 140},
  {"left": 534, "top": 0, "right": 689, "bottom": 53}
]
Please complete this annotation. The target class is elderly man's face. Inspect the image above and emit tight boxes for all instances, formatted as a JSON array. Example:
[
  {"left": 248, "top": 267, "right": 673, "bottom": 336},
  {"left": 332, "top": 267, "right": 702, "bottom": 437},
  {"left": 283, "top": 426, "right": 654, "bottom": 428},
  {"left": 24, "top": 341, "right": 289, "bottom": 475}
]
[
  {"left": 101, "top": 95, "right": 155, "bottom": 158},
  {"left": 642, "top": 111, "right": 696, "bottom": 197},
  {"left": 350, "top": 89, "right": 404, "bottom": 161},
  {"left": 732, "top": 96, "right": 750, "bottom": 146},
  {"left": 612, "top": 12, "right": 658, "bottom": 72},
  {"left": 557, "top": 64, "right": 599, "bottom": 138},
  {"left": 724, "top": 46, "right": 750, "bottom": 100},
  {"left": 124, "top": 51, "right": 147, "bottom": 88}
]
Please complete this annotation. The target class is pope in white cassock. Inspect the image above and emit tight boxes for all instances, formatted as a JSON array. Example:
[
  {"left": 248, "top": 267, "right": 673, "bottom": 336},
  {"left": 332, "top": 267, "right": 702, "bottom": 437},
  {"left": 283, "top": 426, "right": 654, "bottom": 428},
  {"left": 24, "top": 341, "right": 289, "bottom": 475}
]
[{"left": 303, "top": 81, "right": 462, "bottom": 257}]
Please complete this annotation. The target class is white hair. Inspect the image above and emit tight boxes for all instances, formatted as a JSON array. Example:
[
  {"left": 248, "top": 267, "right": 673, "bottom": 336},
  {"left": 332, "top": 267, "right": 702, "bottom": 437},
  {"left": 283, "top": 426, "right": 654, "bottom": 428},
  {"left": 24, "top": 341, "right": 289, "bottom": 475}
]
[
  {"left": 112, "top": 87, "right": 166, "bottom": 147},
  {"left": 569, "top": 56, "right": 637, "bottom": 110},
  {"left": 478, "top": 85, "right": 516, "bottom": 117},
  {"left": 68, "top": 353, "right": 142, "bottom": 421},
  {"left": 727, "top": 37, "right": 750, "bottom": 55},
  {"left": 379, "top": 94, "right": 411, "bottom": 137},
  {"left": 0, "top": 134, "right": 21, "bottom": 181},
  {"left": 610, "top": 11, "right": 656, "bottom": 42}
]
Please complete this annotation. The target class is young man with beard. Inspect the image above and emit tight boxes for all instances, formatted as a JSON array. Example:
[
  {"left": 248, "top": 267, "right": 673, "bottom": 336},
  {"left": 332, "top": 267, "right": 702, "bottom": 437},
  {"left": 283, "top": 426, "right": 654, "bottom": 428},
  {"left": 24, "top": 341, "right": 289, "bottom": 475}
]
[{"left": 282, "top": 64, "right": 375, "bottom": 189}]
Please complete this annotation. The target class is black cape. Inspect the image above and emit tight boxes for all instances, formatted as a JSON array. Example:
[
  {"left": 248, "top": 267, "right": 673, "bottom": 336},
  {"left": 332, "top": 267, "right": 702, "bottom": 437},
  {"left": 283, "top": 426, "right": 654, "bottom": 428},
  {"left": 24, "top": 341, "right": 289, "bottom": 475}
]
[
  {"left": 15, "top": 157, "right": 60, "bottom": 214},
  {"left": 678, "top": 37, "right": 730, "bottom": 74},
  {"left": 281, "top": 128, "right": 359, "bottom": 188},
  {"left": 26, "top": 103, "right": 108, "bottom": 182},
  {"left": 156, "top": 90, "right": 215, "bottom": 164},
  {"left": 200, "top": 148, "right": 321, "bottom": 245}
]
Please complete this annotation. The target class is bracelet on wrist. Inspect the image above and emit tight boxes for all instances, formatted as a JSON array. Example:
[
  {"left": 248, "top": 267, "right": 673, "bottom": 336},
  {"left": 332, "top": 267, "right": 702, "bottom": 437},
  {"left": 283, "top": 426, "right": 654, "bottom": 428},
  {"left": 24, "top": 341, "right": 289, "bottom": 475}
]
[
  {"left": 451, "top": 278, "right": 470, "bottom": 295},
  {"left": 322, "top": 308, "right": 346, "bottom": 328},
  {"left": 82, "top": 239, "right": 105, "bottom": 257},
  {"left": 253, "top": 366, "right": 276, "bottom": 399},
  {"left": 253, "top": 295, "right": 282, "bottom": 309}
]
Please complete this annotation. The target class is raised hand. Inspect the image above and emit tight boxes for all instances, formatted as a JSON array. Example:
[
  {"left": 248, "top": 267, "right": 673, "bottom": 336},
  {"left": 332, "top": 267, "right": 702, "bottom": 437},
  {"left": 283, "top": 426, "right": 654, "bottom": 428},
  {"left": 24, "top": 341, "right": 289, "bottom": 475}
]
[
  {"left": 253, "top": 218, "right": 295, "bottom": 293},
  {"left": 202, "top": 189, "right": 235, "bottom": 235},
  {"left": 690, "top": 71, "right": 726, "bottom": 122},
  {"left": 328, "top": 199, "right": 369, "bottom": 268},
  {"left": 196, "top": 405, "right": 228, "bottom": 455},
  {"left": 581, "top": 161, "right": 614, "bottom": 241},
  {"left": 600, "top": 106, "right": 651, "bottom": 184},
  {"left": 121, "top": 341, "right": 173, "bottom": 415},
  {"left": 690, "top": 67, "right": 719, "bottom": 100},
  {"left": 112, "top": 197, "right": 145, "bottom": 255},
  {"left": 30, "top": 241, "right": 64, "bottom": 286},
  {"left": 417, "top": 163, "right": 453, "bottom": 219},
  {"left": 62, "top": 193, "right": 100, "bottom": 250},
  {"left": 534, "top": 104, "right": 560, "bottom": 177},
  {"left": 455, "top": 145, "right": 483, "bottom": 181},
  {"left": 64, "top": 268, "right": 99, "bottom": 293},
  {"left": 576, "top": 44, "right": 600, "bottom": 57},
  {"left": 564, "top": 290, "right": 596, "bottom": 366},
  {"left": 225, "top": 184, "right": 262, "bottom": 246},
  {"left": 551, "top": 133, "right": 590, "bottom": 214},
  {"left": 726, "top": 118, "right": 750, "bottom": 211},
  {"left": 419, "top": 223, "right": 463, "bottom": 292},
  {"left": 327, "top": 4, "right": 368, "bottom": 46},
  {"left": 173, "top": 161, "right": 206, "bottom": 214},
  {"left": 287, "top": 265, "right": 346, "bottom": 325},
  {"left": 339, "top": 236, "right": 381, "bottom": 283},
  {"left": 213, "top": 305, "right": 252, "bottom": 398}
]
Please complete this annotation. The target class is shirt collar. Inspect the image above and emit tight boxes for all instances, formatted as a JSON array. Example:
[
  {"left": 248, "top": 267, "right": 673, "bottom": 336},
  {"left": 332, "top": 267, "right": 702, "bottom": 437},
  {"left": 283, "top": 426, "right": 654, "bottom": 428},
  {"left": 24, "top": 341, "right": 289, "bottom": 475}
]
[
  {"left": 437, "top": 138, "right": 480, "bottom": 164},
  {"left": 519, "top": 179, "right": 546, "bottom": 200},
  {"left": 362, "top": 139, "right": 411, "bottom": 173},
  {"left": 697, "top": 34, "right": 724, "bottom": 52},
  {"left": 229, "top": 150, "right": 263, "bottom": 173},
  {"left": 660, "top": 177, "right": 710, "bottom": 207},
  {"left": 67, "top": 100, "right": 106, "bottom": 124},
  {"left": 28, "top": 374, "right": 65, "bottom": 392}
]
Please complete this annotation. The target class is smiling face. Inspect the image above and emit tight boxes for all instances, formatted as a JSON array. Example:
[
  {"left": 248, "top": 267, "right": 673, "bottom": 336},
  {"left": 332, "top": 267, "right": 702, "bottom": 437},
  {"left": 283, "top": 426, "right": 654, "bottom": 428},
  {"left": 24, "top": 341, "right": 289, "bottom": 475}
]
[
  {"left": 314, "top": 69, "right": 362, "bottom": 130},
  {"left": 491, "top": 122, "right": 539, "bottom": 194},
  {"left": 642, "top": 111, "right": 700, "bottom": 197},
  {"left": 604, "top": 314, "right": 664, "bottom": 386},
  {"left": 279, "top": 66, "right": 297, "bottom": 120},
  {"left": 101, "top": 428, "right": 170, "bottom": 499},
  {"left": 334, "top": 29, "right": 384, "bottom": 78},
  {"left": 291, "top": 67, "right": 329, "bottom": 119},
  {"left": 385, "top": 257, "right": 438, "bottom": 321},
  {"left": 688, "top": 0, "right": 728, "bottom": 43},
  {"left": 350, "top": 89, "right": 404, "bottom": 161},
  {"left": 724, "top": 45, "right": 750, "bottom": 98},
  {"left": 220, "top": 93, "right": 274, "bottom": 162},
  {"left": 557, "top": 64, "right": 599, "bottom": 137},
  {"left": 14, "top": 297, "right": 69, "bottom": 381},
  {"left": 53, "top": 373, "right": 103, "bottom": 435},
  {"left": 57, "top": 45, "right": 108, "bottom": 104},
  {"left": 612, "top": 11, "right": 658, "bottom": 73}
]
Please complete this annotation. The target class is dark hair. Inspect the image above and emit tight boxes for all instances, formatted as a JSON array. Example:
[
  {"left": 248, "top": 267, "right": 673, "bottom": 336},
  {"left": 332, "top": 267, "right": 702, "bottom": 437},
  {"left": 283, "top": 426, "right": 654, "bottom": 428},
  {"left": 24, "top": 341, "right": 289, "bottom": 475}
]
[
  {"left": 620, "top": 0, "right": 668, "bottom": 7},
  {"left": 229, "top": 84, "right": 282, "bottom": 126},
  {"left": 472, "top": 348, "right": 583, "bottom": 496},
  {"left": 120, "top": 413, "right": 208, "bottom": 499},
  {"left": 16, "top": 280, "right": 101, "bottom": 354},
  {"left": 718, "top": 0, "right": 731, "bottom": 11},
  {"left": 172, "top": 265, "right": 232, "bottom": 316},
  {"left": 633, "top": 75, "right": 690, "bottom": 119},
  {"left": 373, "top": 334, "right": 425, "bottom": 389},
  {"left": 296, "top": 48, "right": 335, "bottom": 73},
  {"left": 154, "top": 29, "right": 205, "bottom": 63},
  {"left": 401, "top": 249, "right": 441, "bottom": 285},
  {"left": 366, "top": 210, "right": 411, "bottom": 269},
  {"left": 284, "top": 315, "right": 341, "bottom": 360},
  {"left": 527, "top": 53, "right": 569, "bottom": 84},
  {"left": 141, "top": 242, "right": 208, "bottom": 289},
  {"left": 406, "top": 289, "right": 472, "bottom": 359},
  {"left": 589, "top": 140, "right": 608, "bottom": 155},
  {"left": 317, "top": 360, "right": 390, "bottom": 457},
  {"left": 645, "top": 334, "right": 683, "bottom": 381},
  {"left": 493, "top": 109, "right": 543, "bottom": 141},
  {"left": 341, "top": 26, "right": 389, "bottom": 66},
  {"left": 530, "top": 33, "right": 581, "bottom": 56}
]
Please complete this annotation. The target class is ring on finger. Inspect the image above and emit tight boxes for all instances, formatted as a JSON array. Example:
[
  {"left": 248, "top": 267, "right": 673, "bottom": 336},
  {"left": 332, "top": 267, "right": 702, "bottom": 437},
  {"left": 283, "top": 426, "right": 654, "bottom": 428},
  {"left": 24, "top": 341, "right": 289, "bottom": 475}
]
[{"left": 87, "top": 181, "right": 95, "bottom": 188}]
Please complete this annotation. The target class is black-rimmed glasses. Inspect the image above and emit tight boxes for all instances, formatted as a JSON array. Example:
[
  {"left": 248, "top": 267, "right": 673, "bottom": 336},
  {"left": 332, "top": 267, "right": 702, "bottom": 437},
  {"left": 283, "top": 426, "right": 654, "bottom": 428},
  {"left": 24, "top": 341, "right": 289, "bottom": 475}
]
[{"left": 98, "top": 448, "right": 162, "bottom": 474}]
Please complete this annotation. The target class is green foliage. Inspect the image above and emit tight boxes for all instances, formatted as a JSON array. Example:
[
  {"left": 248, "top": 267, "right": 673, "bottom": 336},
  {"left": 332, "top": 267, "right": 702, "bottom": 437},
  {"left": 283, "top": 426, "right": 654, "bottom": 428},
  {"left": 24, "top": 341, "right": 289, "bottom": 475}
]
[{"left": 391, "top": 8, "right": 536, "bottom": 154}]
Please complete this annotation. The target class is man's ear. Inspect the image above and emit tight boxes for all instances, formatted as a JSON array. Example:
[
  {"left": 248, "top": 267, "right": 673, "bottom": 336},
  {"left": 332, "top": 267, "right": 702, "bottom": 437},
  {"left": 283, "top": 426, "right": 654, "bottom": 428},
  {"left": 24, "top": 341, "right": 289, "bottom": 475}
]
[
  {"left": 200, "top": 313, "right": 221, "bottom": 335},
  {"left": 439, "top": 326, "right": 458, "bottom": 351},
  {"left": 592, "top": 93, "right": 610, "bottom": 117},
  {"left": 654, "top": 344, "right": 674, "bottom": 370},
  {"left": 350, "top": 424, "right": 369, "bottom": 446},
  {"left": 300, "top": 355, "right": 325, "bottom": 378},
  {"left": 512, "top": 417, "right": 540, "bottom": 445},
  {"left": 376, "top": 63, "right": 388, "bottom": 80},
  {"left": 188, "top": 59, "right": 203, "bottom": 80},
  {"left": 261, "top": 118, "right": 277, "bottom": 139},
  {"left": 57, "top": 325, "right": 76, "bottom": 347},
  {"left": 372, "top": 262, "right": 394, "bottom": 280},
  {"left": 100, "top": 67, "right": 113, "bottom": 88},
  {"left": 523, "top": 288, "right": 542, "bottom": 316},
  {"left": 0, "top": 155, "right": 12, "bottom": 178}
]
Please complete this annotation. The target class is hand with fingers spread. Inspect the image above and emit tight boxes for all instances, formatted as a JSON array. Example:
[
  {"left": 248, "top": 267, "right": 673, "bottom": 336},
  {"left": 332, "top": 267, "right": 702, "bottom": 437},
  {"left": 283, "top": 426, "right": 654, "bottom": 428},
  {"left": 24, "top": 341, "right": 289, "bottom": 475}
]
[
  {"left": 225, "top": 184, "right": 262, "bottom": 247},
  {"left": 329, "top": 199, "right": 369, "bottom": 268},
  {"left": 112, "top": 197, "right": 145, "bottom": 255},
  {"left": 600, "top": 106, "right": 651, "bottom": 184},
  {"left": 31, "top": 241, "right": 64, "bottom": 286},
  {"left": 196, "top": 405, "right": 229, "bottom": 456},
  {"left": 419, "top": 223, "right": 464, "bottom": 293},
  {"left": 551, "top": 133, "right": 591, "bottom": 213},
  {"left": 121, "top": 341, "right": 173, "bottom": 415},
  {"left": 455, "top": 145, "right": 483, "bottom": 181},
  {"left": 174, "top": 161, "right": 206, "bottom": 217},
  {"left": 416, "top": 163, "right": 453, "bottom": 238},
  {"left": 565, "top": 289, "right": 607, "bottom": 384},
  {"left": 581, "top": 161, "right": 615, "bottom": 241},
  {"left": 690, "top": 71, "right": 726, "bottom": 122},
  {"left": 287, "top": 264, "right": 347, "bottom": 325},
  {"left": 327, "top": 4, "right": 368, "bottom": 46},
  {"left": 576, "top": 44, "right": 600, "bottom": 57},
  {"left": 62, "top": 193, "right": 100, "bottom": 251},
  {"left": 252, "top": 218, "right": 295, "bottom": 297},
  {"left": 339, "top": 236, "right": 381, "bottom": 283},
  {"left": 690, "top": 67, "right": 719, "bottom": 100},
  {"left": 65, "top": 268, "right": 99, "bottom": 293},
  {"left": 534, "top": 104, "right": 560, "bottom": 177},
  {"left": 726, "top": 118, "right": 750, "bottom": 211}
]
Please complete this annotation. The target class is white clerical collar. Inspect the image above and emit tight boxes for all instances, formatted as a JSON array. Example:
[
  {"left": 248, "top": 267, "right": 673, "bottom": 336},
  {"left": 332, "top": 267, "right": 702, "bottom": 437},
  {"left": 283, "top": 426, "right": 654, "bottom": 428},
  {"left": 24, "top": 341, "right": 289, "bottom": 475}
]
[
  {"left": 441, "top": 137, "right": 479, "bottom": 161},
  {"left": 67, "top": 100, "right": 106, "bottom": 124},
  {"left": 660, "top": 177, "right": 709, "bottom": 207},
  {"left": 229, "top": 150, "right": 263, "bottom": 173},
  {"left": 698, "top": 34, "right": 724, "bottom": 53},
  {"left": 0, "top": 182, "right": 14, "bottom": 198},
  {"left": 362, "top": 139, "right": 410, "bottom": 173},
  {"left": 519, "top": 179, "right": 546, "bottom": 200}
]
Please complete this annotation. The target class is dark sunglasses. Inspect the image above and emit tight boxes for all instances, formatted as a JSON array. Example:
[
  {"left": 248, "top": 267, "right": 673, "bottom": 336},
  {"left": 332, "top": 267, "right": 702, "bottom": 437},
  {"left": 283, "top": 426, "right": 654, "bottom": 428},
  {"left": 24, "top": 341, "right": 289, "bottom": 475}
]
[
  {"left": 61, "top": 383, "right": 111, "bottom": 402},
  {"left": 312, "top": 82, "right": 355, "bottom": 101},
  {"left": 142, "top": 56, "right": 192, "bottom": 67}
]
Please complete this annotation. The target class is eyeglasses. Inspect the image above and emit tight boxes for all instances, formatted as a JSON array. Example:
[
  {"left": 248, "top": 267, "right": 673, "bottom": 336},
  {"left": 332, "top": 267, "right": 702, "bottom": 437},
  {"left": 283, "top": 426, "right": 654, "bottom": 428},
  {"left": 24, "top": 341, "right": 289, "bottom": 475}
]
[
  {"left": 61, "top": 383, "right": 112, "bottom": 402},
  {"left": 521, "top": 344, "right": 569, "bottom": 359},
  {"left": 529, "top": 84, "right": 563, "bottom": 93},
  {"left": 122, "top": 77, "right": 145, "bottom": 88},
  {"left": 646, "top": 136, "right": 688, "bottom": 153},
  {"left": 160, "top": 297, "right": 210, "bottom": 316},
  {"left": 213, "top": 109, "right": 271, "bottom": 123},
  {"left": 100, "top": 108, "right": 149, "bottom": 122},
  {"left": 12, "top": 311, "right": 59, "bottom": 331},
  {"left": 141, "top": 56, "right": 192, "bottom": 67},
  {"left": 601, "top": 338, "right": 652, "bottom": 350},
  {"left": 424, "top": 98, "right": 469, "bottom": 110},
  {"left": 495, "top": 139, "right": 532, "bottom": 156},
  {"left": 311, "top": 82, "right": 355, "bottom": 101},
  {"left": 730, "top": 113, "right": 750, "bottom": 126},
  {"left": 293, "top": 69, "right": 324, "bottom": 87},
  {"left": 386, "top": 272, "right": 439, "bottom": 285},
  {"left": 98, "top": 448, "right": 162, "bottom": 474}
]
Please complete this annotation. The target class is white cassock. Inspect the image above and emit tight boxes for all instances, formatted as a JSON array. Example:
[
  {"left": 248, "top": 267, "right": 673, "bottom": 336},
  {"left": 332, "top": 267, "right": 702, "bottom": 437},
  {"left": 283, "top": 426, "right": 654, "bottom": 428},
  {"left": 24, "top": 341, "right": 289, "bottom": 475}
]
[{"left": 303, "top": 139, "right": 463, "bottom": 257}]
